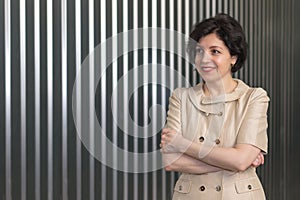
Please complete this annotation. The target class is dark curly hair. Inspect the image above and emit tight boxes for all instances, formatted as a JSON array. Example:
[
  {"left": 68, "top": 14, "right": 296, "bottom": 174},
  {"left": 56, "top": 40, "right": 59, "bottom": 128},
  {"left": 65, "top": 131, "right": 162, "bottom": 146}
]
[{"left": 187, "top": 13, "right": 248, "bottom": 73}]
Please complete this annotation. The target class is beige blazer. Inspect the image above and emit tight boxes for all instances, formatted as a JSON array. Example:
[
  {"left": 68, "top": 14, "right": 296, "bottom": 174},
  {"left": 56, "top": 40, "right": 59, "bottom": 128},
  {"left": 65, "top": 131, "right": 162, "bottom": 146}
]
[{"left": 165, "top": 79, "right": 270, "bottom": 200}]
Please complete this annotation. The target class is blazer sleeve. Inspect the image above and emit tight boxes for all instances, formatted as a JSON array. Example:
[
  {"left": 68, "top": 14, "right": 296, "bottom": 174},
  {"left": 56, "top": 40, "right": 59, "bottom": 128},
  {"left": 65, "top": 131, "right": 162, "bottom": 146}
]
[
  {"left": 236, "top": 88, "right": 270, "bottom": 153},
  {"left": 164, "top": 88, "right": 182, "bottom": 133}
]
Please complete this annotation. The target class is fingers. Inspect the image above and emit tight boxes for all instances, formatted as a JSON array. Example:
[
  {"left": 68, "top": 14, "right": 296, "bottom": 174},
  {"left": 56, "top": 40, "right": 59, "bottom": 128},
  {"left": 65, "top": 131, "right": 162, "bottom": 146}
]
[
  {"left": 161, "top": 128, "right": 170, "bottom": 134},
  {"left": 161, "top": 129, "right": 176, "bottom": 142},
  {"left": 259, "top": 152, "right": 264, "bottom": 165},
  {"left": 161, "top": 128, "right": 175, "bottom": 135},
  {"left": 160, "top": 128, "right": 182, "bottom": 153},
  {"left": 160, "top": 128, "right": 172, "bottom": 149},
  {"left": 252, "top": 158, "right": 259, "bottom": 167},
  {"left": 251, "top": 152, "right": 265, "bottom": 168}
]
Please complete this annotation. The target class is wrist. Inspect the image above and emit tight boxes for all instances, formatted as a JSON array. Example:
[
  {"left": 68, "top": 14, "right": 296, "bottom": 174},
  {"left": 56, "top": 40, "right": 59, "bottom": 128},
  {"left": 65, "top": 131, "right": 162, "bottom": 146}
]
[{"left": 178, "top": 137, "right": 193, "bottom": 153}]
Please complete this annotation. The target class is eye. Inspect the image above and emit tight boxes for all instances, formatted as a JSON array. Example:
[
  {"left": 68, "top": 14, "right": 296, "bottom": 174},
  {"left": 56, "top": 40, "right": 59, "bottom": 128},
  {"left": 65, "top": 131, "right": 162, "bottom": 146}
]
[
  {"left": 195, "top": 47, "right": 204, "bottom": 55},
  {"left": 211, "top": 49, "right": 221, "bottom": 55}
]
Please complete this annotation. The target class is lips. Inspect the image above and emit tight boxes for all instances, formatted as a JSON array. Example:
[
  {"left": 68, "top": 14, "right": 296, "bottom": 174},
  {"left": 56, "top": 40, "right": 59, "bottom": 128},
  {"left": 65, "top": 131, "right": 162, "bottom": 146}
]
[{"left": 201, "top": 66, "right": 216, "bottom": 72}]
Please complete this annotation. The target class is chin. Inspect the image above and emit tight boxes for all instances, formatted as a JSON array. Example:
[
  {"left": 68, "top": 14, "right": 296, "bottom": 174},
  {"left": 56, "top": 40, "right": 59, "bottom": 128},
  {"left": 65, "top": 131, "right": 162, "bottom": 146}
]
[{"left": 202, "top": 76, "right": 224, "bottom": 84}]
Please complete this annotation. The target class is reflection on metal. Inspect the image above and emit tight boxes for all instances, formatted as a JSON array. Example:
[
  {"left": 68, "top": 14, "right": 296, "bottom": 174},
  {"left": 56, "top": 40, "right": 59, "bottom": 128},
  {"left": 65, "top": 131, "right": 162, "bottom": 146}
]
[{"left": 0, "top": 0, "right": 295, "bottom": 199}]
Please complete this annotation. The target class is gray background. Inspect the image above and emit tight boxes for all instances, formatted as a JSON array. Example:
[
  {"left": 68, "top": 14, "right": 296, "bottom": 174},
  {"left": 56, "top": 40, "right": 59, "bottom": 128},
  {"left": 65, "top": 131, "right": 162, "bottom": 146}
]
[{"left": 0, "top": 0, "right": 299, "bottom": 199}]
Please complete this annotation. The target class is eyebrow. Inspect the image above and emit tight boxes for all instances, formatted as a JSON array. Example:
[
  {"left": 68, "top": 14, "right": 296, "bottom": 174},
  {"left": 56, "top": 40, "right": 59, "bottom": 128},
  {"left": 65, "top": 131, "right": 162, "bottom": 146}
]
[
  {"left": 196, "top": 45, "right": 223, "bottom": 50},
  {"left": 209, "top": 45, "right": 223, "bottom": 50}
]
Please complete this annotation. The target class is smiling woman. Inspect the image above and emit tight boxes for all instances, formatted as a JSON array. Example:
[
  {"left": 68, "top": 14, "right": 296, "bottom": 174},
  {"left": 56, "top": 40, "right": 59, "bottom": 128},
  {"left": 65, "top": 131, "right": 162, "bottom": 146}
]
[
  {"left": 0, "top": 0, "right": 296, "bottom": 199},
  {"left": 160, "top": 13, "right": 270, "bottom": 200},
  {"left": 194, "top": 33, "right": 238, "bottom": 92}
]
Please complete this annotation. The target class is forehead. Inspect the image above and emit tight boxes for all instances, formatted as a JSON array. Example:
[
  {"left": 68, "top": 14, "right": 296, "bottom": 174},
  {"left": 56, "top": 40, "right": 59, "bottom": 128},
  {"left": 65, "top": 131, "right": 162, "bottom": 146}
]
[{"left": 197, "top": 33, "right": 226, "bottom": 48}]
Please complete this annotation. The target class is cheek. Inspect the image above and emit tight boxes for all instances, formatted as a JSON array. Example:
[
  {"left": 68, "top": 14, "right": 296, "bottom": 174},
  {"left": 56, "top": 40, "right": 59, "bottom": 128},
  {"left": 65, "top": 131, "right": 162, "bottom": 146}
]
[
  {"left": 215, "top": 58, "right": 231, "bottom": 70},
  {"left": 214, "top": 57, "right": 225, "bottom": 64},
  {"left": 194, "top": 55, "right": 201, "bottom": 66}
]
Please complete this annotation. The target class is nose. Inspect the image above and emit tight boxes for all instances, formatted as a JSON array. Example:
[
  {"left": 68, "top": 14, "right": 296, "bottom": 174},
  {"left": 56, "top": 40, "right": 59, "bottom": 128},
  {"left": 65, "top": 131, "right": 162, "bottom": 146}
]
[{"left": 201, "top": 50, "right": 211, "bottom": 63}]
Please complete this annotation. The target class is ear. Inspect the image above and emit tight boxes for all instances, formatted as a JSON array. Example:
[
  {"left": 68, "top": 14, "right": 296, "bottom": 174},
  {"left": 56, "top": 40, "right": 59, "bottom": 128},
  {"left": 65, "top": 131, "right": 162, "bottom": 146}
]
[{"left": 231, "top": 55, "right": 237, "bottom": 65}]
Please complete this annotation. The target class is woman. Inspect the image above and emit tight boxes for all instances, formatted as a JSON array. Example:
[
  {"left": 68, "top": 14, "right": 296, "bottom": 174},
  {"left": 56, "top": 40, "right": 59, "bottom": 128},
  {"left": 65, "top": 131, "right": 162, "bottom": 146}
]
[{"left": 160, "top": 13, "right": 269, "bottom": 199}]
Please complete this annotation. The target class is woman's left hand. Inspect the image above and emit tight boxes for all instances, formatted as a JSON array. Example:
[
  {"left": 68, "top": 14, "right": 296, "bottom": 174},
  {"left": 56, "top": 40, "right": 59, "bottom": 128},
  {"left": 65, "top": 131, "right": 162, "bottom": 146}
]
[
  {"left": 160, "top": 128, "right": 192, "bottom": 153},
  {"left": 251, "top": 152, "right": 264, "bottom": 167}
]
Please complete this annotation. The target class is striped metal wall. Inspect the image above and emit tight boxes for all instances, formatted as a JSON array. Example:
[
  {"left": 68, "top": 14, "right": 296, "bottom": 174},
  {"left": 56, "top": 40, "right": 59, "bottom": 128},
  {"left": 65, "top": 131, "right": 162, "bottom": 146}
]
[{"left": 0, "top": 0, "right": 296, "bottom": 200}]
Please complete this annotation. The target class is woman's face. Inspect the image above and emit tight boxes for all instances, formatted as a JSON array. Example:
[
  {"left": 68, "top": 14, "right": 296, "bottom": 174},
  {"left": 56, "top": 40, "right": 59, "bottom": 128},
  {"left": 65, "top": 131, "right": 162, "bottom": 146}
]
[{"left": 195, "top": 33, "right": 237, "bottom": 83}]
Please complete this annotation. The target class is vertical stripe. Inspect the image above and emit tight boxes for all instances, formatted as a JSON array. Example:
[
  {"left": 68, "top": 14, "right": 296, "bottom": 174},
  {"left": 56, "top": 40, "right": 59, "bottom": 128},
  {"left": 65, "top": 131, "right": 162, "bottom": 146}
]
[
  {"left": 34, "top": 0, "right": 41, "bottom": 199},
  {"left": 143, "top": 1, "right": 148, "bottom": 199},
  {"left": 249, "top": 0, "right": 253, "bottom": 84},
  {"left": 270, "top": 0, "right": 275, "bottom": 197},
  {"left": 169, "top": 0, "right": 175, "bottom": 195},
  {"left": 218, "top": 0, "right": 222, "bottom": 13},
  {"left": 269, "top": 2, "right": 274, "bottom": 178},
  {"left": 211, "top": 0, "right": 216, "bottom": 16},
  {"left": 205, "top": 0, "right": 210, "bottom": 18},
  {"left": 264, "top": 0, "right": 270, "bottom": 190},
  {"left": 192, "top": 0, "right": 197, "bottom": 86},
  {"left": 229, "top": 0, "right": 233, "bottom": 16},
  {"left": 75, "top": 0, "right": 82, "bottom": 199},
  {"left": 133, "top": 0, "right": 138, "bottom": 199},
  {"left": 199, "top": 0, "right": 203, "bottom": 20},
  {"left": 100, "top": 0, "right": 107, "bottom": 199},
  {"left": 177, "top": 0, "right": 182, "bottom": 86},
  {"left": 122, "top": 1, "right": 128, "bottom": 200},
  {"left": 285, "top": 0, "right": 289, "bottom": 156},
  {"left": 160, "top": 1, "right": 166, "bottom": 198},
  {"left": 5, "top": 0, "right": 11, "bottom": 199},
  {"left": 261, "top": 0, "right": 266, "bottom": 86},
  {"left": 185, "top": 0, "right": 190, "bottom": 87},
  {"left": 150, "top": 57, "right": 158, "bottom": 199},
  {"left": 291, "top": 0, "right": 294, "bottom": 175},
  {"left": 244, "top": 0, "right": 248, "bottom": 81},
  {"left": 234, "top": 0, "right": 238, "bottom": 19},
  {"left": 239, "top": 0, "right": 243, "bottom": 78},
  {"left": 88, "top": 0, "right": 95, "bottom": 199},
  {"left": 61, "top": 0, "right": 68, "bottom": 199},
  {"left": 20, "top": 0, "right": 27, "bottom": 199},
  {"left": 151, "top": 0, "right": 157, "bottom": 199},
  {"left": 253, "top": 0, "right": 257, "bottom": 84},
  {"left": 287, "top": 2, "right": 291, "bottom": 187},
  {"left": 100, "top": 43, "right": 107, "bottom": 199},
  {"left": 223, "top": 0, "right": 228, "bottom": 13},
  {"left": 169, "top": 0, "right": 175, "bottom": 91},
  {"left": 258, "top": 0, "right": 262, "bottom": 85},
  {"left": 281, "top": 1, "right": 287, "bottom": 199},
  {"left": 47, "top": 0, "right": 53, "bottom": 199},
  {"left": 111, "top": 0, "right": 118, "bottom": 199},
  {"left": 290, "top": 0, "right": 294, "bottom": 156}
]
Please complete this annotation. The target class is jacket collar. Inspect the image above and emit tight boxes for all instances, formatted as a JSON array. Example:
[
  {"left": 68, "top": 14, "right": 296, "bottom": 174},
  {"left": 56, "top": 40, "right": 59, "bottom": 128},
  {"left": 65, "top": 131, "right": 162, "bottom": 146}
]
[{"left": 188, "top": 79, "right": 249, "bottom": 112}]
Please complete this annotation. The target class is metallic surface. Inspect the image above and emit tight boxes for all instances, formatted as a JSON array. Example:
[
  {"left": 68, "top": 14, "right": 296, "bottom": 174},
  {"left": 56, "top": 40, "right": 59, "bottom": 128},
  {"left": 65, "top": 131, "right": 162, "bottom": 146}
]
[{"left": 0, "top": 0, "right": 298, "bottom": 199}]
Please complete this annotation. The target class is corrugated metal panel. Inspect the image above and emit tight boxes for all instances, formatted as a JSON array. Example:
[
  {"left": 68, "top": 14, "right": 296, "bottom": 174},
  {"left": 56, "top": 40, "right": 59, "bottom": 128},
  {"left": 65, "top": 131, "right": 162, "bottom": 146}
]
[{"left": 0, "top": 0, "right": 297, "bottom": 199}]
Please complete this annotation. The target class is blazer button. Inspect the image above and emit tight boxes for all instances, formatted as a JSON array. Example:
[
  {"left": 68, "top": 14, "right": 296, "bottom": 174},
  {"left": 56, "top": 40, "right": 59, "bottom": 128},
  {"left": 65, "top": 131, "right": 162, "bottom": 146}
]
[
  {"left": 215, "top": 185, "right": 221, "bottom": 192},
  {"left": 248, "top": 185, "right": 252, "bottom": 190},
  {"left": 205, "top": 112, "right": 209, "bottom": 117},
  {"left": 199, "top": 186, "right": 205, "bottom": 191},
  {"left": 199, "top": 136, "right": 205, "bottom": 142},
  {"left": 215, "top": 139, "right": 220, "bottom": 144},
  {"left": 178, "top": 185, "right": 182, "bottom": 191}
]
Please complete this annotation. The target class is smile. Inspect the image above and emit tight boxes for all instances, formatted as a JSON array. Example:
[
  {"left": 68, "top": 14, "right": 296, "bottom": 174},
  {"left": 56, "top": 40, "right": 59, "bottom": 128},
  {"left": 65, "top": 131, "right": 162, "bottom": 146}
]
[{"left": 201, "top": 66, "right": 216, "bottom": 72}]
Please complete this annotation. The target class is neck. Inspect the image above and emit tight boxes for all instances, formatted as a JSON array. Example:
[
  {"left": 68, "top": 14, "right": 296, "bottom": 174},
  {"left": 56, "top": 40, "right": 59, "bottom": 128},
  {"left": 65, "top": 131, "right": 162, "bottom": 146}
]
[{"left": 203, "top": 78, "right": 237, "bottom": 96}]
